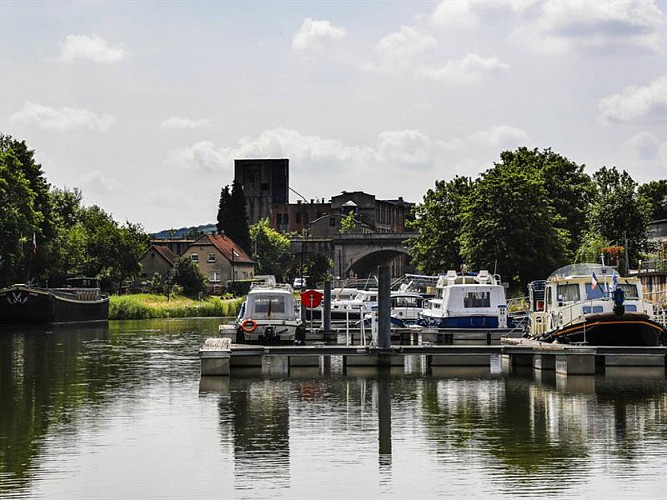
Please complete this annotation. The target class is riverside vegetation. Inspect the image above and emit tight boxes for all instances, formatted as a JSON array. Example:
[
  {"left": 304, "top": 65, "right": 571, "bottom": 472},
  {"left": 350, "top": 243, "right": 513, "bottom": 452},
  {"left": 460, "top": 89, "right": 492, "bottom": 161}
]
[{"left": 110, "top": 294, "right": 243, "bottom": 320}]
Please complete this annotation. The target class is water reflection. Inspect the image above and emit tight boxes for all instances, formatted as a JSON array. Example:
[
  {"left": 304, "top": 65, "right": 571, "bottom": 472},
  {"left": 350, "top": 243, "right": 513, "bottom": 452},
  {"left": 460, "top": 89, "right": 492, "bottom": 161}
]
[{"left": 1, "top": 320, "right": 666, "bottom": 499}]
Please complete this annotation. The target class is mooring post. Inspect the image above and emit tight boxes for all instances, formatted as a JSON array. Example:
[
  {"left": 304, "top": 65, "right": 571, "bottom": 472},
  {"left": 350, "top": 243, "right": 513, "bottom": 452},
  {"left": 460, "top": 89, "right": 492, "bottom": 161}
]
[
  {"left": 378, "top": 265, "right": 391, "bottom": 350},
  {"left": 323, "top": 279, "right": 332, "bottom": 334}
]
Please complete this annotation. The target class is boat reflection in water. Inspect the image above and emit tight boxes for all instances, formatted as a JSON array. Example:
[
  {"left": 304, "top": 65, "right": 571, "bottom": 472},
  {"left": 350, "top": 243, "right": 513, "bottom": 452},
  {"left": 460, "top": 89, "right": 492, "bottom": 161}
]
[{"left": 1, "top": 318, "right": 665, "bottom": 499}]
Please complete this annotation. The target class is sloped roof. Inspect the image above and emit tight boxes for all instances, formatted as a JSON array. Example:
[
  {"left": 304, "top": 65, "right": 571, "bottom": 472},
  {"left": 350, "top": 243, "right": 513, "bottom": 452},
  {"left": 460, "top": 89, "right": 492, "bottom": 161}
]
[
  {"left": 141, "top": 244, "right": 178, "bottom": 265},
  {"left": 194, "top": 233, "right": 254, "bottom": 264}
]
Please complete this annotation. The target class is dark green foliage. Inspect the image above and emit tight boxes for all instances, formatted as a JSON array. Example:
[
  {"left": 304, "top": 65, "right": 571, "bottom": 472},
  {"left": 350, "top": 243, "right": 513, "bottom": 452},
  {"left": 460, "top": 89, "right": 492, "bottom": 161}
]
[
  {"left": 638, "top": 179, "right": 667, "bottom": 221},
  {"left": 459, "top": 161, "right": 570, "bottom": 291},
  {"left": 588, "top": 167, "right": 651, "bottom": 272},
  {"left": 407, "top": 176, "right": 472, "bottom": 274},
  {"left": 172, "top": 256, "right": 207, "bottom": 297},
  {"left": 250, "top": 218, "right": 292, "bottom": 280},
  {"left": 0, "top": 135, "right": 148, "bottom": 291},
  {"left": 498, "top": 147, "right": 594, "bottom": 257},
  {"left": 216, "top": 180, "right": 251, "bottom": 254}
]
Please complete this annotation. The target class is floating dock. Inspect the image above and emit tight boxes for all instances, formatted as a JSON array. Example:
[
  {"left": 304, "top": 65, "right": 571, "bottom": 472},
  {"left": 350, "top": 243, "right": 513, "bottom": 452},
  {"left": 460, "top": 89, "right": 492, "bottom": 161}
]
[{"left": 199, "top": 337, "right": 667, "bottom": 377}]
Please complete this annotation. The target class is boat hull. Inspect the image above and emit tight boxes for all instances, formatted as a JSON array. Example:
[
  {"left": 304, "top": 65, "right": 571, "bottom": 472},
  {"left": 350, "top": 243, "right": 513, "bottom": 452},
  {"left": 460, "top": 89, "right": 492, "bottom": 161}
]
[
  {"left": 541, "top": 313, "right": 666, "bottom": 346},
  {"left": 0, "top": 285, "right": 109, "bottom": 324},
  {"left": 419, "top": 315, "right": 500, "bottom": 329}
]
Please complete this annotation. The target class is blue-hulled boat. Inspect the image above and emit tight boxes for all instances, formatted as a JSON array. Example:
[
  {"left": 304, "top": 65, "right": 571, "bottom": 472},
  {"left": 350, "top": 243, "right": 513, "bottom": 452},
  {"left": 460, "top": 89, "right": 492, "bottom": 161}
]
[{"left": 417, "top": 270, "right": 509, "bottom": 329}]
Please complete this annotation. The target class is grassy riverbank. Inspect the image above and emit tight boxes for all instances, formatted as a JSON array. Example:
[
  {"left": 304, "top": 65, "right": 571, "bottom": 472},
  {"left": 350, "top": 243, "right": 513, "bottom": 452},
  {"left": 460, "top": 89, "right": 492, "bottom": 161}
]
[{"left": 109, "top": 294, "right": 244, "bottom": 320}]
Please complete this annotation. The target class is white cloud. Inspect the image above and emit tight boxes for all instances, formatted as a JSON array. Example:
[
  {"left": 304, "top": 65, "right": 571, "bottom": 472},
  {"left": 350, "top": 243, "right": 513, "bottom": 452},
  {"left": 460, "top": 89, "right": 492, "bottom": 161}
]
[
  {"left": 377, "top": 130, "right": 433, "bottom": 166},
  {"left": 376, "top": 26, "right": 437, "bottom": 64},
  {"left": 165, "top": 140, "right": 230, "bottom": 173},
  {"left": 599, "top": 75, "right": 667, "bottom": 123},
  {"left": 60, "top": 35, "right": 125, "bottom": 63},
  {"left": 513, "top": 0, "right": 666, "bottom": 53},
  {"left": 81, "top": 170, "right": 121, "bottom": 196},
  {"left": 430, "top": 0, "right": 534, "bottom": 27},
  {"left": 619, "top": 131, "right": 667, "bottom": 182},
  {"left": 159, "top": 116, "right": 210, "bottom": 130},
  {"left": 469, "top": 125, "right": 529, "bottom": 147},
  {"left": 420, "top": 53, "right": 510, "bottom": 84},
  {"left": 292, "top": 19, "right": 346, "bottom": 50},
  {"left": 10, "top": 102, "right": 116, "bottom": 131}
]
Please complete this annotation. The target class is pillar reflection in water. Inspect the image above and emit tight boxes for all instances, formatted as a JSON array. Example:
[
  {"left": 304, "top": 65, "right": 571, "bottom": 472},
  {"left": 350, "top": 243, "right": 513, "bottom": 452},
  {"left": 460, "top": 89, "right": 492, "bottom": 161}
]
[{"left": 377, "top": 368, "right": 392, "bottom": 471}]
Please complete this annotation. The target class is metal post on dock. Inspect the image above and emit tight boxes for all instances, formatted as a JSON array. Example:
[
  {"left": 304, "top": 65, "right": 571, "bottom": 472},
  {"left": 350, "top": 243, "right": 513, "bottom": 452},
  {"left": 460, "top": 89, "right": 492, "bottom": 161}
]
[
  {"left": 378, "top": 265, "right": 391, "bottom": 349},
  {"left": 323, "top": 280, "right": 332, "bottom": 335}
]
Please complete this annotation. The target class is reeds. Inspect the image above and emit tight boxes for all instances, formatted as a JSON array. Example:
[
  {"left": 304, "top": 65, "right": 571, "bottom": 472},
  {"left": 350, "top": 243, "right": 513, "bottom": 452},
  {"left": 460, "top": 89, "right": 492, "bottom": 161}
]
[{"left": 109, "top": 294, "right": 243, "bottom": 320}]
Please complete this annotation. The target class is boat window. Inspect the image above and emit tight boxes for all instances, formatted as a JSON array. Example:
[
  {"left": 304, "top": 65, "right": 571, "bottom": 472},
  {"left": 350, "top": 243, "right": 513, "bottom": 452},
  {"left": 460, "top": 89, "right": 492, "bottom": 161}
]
[
  {"left": 253, "top": 296, "right": 286, "bottom": 314},
  {"left": 584, "top": 283, "right": 606, "bottom": 300},
  {"left": 557, "top": 284, "right": 580, "bottom": 302},
  {"left": 618, "top": 283, "right": 639, "bottom": 300},
  {"left": 463, "top": 291, "right": 490, "bottom": 308}
]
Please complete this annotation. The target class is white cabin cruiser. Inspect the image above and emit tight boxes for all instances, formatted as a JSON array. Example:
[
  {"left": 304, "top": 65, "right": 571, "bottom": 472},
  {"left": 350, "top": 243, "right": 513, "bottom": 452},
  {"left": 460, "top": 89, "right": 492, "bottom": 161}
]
[
  {"left": 418, "top": 270, "right": 509, "bottom": 329},
  {"left": 235, "top": 282, "right": 305, "bottom": 344}
]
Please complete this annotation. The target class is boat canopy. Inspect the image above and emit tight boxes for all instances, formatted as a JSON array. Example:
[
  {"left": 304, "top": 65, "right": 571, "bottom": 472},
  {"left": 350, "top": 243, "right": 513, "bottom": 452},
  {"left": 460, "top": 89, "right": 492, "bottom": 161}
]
[{"left": 549, "top": 263, "right": 617, "bottom": 279}]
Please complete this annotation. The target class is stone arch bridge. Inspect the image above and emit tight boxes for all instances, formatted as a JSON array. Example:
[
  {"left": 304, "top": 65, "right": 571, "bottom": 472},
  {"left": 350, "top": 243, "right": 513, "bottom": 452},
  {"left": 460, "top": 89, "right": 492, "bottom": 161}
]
[{"left": 290, "top": 232, "right": 418, "bottom": 279}]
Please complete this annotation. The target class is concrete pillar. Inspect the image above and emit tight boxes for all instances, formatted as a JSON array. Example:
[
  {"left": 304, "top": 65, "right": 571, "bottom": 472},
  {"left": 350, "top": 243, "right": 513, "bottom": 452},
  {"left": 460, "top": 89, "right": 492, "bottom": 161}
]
[
  {"left": 555, "top": 353, "right": 596, "bottom": 375},
  {"left": 378, "top": 265, "right": 391, "bottom": 349}
]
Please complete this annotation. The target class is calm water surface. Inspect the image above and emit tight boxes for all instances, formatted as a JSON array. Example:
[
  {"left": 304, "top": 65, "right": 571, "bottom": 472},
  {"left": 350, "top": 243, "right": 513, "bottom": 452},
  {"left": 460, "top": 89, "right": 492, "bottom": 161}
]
[{"left": 1, "top": 318, "right": 666, "bottom": 499}]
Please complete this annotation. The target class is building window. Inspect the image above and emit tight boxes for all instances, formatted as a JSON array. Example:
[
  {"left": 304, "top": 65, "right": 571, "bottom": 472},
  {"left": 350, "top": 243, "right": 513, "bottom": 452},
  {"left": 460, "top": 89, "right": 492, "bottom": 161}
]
[
  {"left": 207, "top": 253, "right": 216, "bottom": 263},
  {"left": 329, "top": 218, "right": 336, "bottom": 227},
  {"left": 190, "top": 253, "right": 199, "bottom": 262},
  {"left": 296, "top": 212, "right": 301, "bottom": 223},
  {"left": 209, "top": 272, "right": 221, "bottom": 283}
]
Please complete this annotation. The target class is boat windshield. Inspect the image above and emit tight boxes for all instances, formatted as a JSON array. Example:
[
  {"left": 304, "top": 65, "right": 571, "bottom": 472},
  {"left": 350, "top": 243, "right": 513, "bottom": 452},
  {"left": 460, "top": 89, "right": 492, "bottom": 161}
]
[{"left": 550, "top": 263, "right": 616, "bottom": 279}]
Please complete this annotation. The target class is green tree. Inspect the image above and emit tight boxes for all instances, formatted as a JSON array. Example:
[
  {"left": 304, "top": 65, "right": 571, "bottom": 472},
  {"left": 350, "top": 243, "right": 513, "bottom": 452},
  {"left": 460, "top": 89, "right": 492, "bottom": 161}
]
[
  {"left": 339, "top": 210, "right": 357, "bottom": 234},
  {"left": 216, "top": 180, "right": 251, "bottom": 255},
  {"left": 0, "top": 150, "right": 40, "bottom": 285},
  {"left": 407, "top": 176, "right": 472, "bottom": 274},
  {"left": 459, "top": 162, "right": 569, "bottom": 291},
  {"left": 587, "top": 166, "right": 651, "bottom": 272},
  {"left": 172, "top": 256, "right": 207, "bottom": 297},
  {"left": 638, "top": 179, "right": 667, "bottom": 221},
  {"left": 250, "top": 218, "right": 292, "bottom": 280},
  {"left": 498, "top": 147, "right": 594, "bottom": 257}
]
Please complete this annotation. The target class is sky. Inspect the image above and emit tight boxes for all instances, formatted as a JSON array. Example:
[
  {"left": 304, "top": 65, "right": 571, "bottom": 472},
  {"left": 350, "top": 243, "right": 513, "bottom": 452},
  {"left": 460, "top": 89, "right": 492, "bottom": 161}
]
[{"left": 1, "top": 0, "right": 667, "bottom": 233}]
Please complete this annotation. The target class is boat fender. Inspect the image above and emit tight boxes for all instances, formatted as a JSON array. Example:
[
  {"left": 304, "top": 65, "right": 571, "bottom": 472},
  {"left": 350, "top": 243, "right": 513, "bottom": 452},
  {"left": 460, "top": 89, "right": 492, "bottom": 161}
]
[{"left": 241, "top": 319, "right": 258, "bottom": 333}]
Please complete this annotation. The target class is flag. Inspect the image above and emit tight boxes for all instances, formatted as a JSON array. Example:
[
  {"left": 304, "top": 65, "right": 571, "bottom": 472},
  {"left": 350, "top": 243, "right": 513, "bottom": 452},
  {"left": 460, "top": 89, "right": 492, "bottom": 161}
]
[
  {"left": 591, "top": 272, "right": 598, "bottom": 290},
  {"left": 32, "top": 233, "right": 37, "bottom": 254}
]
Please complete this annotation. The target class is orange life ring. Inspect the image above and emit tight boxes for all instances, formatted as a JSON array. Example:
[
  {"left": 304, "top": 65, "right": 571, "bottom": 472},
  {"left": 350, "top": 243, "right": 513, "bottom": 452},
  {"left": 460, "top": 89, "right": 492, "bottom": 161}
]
[{"left": 241, "top": 319, "right": 257, "bottom": 333}]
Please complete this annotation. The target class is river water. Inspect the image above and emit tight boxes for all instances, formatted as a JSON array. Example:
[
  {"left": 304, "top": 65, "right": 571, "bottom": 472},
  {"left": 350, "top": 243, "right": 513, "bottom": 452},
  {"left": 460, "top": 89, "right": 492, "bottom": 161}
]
[{"left": 0, "top": 318, "right": 665, "bottom": 499}]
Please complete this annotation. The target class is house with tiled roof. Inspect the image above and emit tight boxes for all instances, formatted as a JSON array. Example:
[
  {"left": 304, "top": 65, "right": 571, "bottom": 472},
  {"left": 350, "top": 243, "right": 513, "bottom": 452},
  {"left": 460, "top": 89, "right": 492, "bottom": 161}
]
[
  {"left": 184, "top": 233, "right": 255, "bottom": 293},
  {"left": 137, "top": 245, "right": 179, "bottom": 288}
]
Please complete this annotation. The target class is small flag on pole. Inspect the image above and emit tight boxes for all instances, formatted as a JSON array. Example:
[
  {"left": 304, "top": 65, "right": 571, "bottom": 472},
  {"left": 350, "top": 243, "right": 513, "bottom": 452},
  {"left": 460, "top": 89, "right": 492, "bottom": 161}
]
[{"left": 591, "top": 272, "right": 598, "bottom": 290}]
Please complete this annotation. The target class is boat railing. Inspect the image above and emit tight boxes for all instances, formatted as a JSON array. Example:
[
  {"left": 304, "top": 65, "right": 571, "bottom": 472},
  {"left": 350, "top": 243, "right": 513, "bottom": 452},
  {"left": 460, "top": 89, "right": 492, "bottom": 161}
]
[{"left": 50, "top": 287, "right": 103, "bottom": 301}]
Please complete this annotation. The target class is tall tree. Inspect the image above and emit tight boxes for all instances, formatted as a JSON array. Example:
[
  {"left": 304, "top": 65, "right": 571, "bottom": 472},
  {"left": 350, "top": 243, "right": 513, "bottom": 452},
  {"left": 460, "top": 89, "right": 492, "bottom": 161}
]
[
  {"left": 638, "top": 179, "right": 667, "bottom": 221},
  {"left": 216, "top": 180, "right": 251, "bottom": 255},
  {"left": 250, "top": 218, "right": 291, "bottom": 280},
  {"left": 0, "top": 150, "right": 40, "bottom": 285},
  {"left": 407, "top": 176, "right": 472, "bottom": 274},
  {"left": 459, "top": 162, "right": 569, "bottom": 292},
  {"left": 0, "top": 135, "right": 51, "bottom": 283},
  {"left": 588, "top": 166, "right": 651, "bottom": 272},
  {"left": 216, "top": 185, "right": 231, "bottom": 234},
  {"left": 498, "top": 147, "right": 594, "bottom": 257}
]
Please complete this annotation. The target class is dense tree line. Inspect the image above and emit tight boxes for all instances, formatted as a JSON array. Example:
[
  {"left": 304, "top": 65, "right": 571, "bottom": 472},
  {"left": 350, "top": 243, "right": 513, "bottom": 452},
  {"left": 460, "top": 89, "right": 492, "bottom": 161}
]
[
  {"left": 0, "top": 135, "right": 148, "bottom": 292},
  {"left": 408, "top": 147, "right": 663, "bottom": 292}
]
